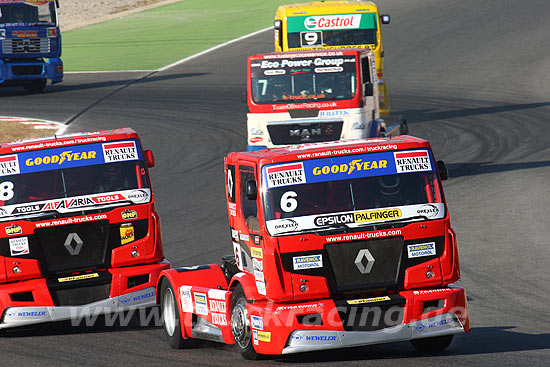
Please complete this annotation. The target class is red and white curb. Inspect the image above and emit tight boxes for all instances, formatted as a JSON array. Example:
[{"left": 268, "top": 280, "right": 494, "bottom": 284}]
[{"left": 0, "top": 116, "right": 67, "bottom": 135}]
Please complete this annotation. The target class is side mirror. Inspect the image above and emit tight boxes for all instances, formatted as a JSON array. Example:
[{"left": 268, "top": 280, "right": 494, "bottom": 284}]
[
  {"left": 364, "top": 83, "right": 373, "bottom": 97},
  {"left": 437, "top": 160, "right": 448, "bottom": 181},
  {"left": 273, "top": 20, "right": 282, "bottom": 30},
  {"left": 380, "top": 14, "right": 390, "bottom": 24},
  {"left": 246, "top": 180, "right": 257, "bottom": 200},
  {"left": 144, "top": 149, "right": 155, "bottom": 168}
]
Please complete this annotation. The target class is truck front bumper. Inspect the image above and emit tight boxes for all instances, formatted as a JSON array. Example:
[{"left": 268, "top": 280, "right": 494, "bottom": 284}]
[
  {"left": 283, "top": 312, "right": 464, "bottom": 354},
  {"left": 1, "top": 286, "right": 157, "bottom": 329},
  {"left": 0, "top": 260, "right": 169, "bottom": 329},
  {"left": 0, "top": 58, "right": 63, "bottom": 84},
  {"left": 246, "top": 285, "right": 469, "bottom": 355}
]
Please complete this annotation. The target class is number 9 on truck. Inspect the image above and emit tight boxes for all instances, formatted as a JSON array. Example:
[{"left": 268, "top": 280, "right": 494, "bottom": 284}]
[{"left": 300, "top": 31, "right": 323, "bottom": 47}]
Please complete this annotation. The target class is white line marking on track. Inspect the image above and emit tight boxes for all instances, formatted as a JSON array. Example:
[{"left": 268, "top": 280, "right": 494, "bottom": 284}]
[
  {"left": 67, "top": 27, "right": 272, "bottom": 74},
  {"left": 158, "top": 26, "right": 271, "bottom": 72}
]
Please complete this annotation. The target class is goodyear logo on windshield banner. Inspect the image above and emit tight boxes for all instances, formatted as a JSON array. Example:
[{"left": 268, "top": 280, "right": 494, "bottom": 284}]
[
  {"left": 303, "top": 151, "right": 396, "bottom": 184},
  {"left": 25, "top": 150, "right": 97, "bottom": 167},
  {"left": 264, "top": 150, "right": 435, "bottom": 188},
  {"left": 12, "top": 140, "right": 142, "bottom": 174}
]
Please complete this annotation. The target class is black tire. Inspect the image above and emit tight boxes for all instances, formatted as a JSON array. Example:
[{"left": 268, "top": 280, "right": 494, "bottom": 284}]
[
  {"left": 230, "top": 284, "right": 260, "bottom": 360},
  {"left": 23, "top": 79, "right": 47, "bottom": 93},
  {"left": 411, "top": 334, "right": 453, "bottom": 353}
]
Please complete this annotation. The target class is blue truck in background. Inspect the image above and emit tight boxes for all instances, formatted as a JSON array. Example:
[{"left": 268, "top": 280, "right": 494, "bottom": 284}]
[{"left": 0, "top": 0, "right": 62, "bottom": 93}]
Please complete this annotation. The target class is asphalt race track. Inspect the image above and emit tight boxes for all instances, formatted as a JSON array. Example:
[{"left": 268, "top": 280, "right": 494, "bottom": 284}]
[{"left": 0, "top": 0, "right": 549, "bottom": 366}]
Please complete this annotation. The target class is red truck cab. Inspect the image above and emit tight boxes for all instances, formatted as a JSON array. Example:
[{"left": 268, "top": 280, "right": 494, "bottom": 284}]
[
  {"left": 157, "top": 136, "right": 469, "bottom": 359},
  {"left": 0, "top": 128, "right": 169, "bottom": 329}
]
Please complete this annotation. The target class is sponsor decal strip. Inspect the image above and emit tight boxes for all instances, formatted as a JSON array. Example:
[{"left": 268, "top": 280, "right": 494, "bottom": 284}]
[
  {"left": 0, "top": 189, "right": 151, "bottom": 218},
  {"left": 0, "top": 139, "right": 142, "bottom": 176},
  {"left": 267, "top": 203, "right": 444, "bottom": 235},
  {"left": 263, "top": 150, "right": 435, "bottom": 189},
  {"left": 58, "top": 273, "right": 99, "bottom": 283}
]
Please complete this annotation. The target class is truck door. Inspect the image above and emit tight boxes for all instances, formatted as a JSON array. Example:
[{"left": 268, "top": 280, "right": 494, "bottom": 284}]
[
  {"left": 226, "top": 162, "right": 260, "bottom": 273},
  {"left": 360, "top": 54, "right": 379, "bottom": 122},
  {"left": 361, "top": 56, "right": 374, "bottom": 99}
]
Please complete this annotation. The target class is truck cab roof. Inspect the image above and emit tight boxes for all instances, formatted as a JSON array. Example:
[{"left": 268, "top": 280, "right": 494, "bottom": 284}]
[
  {"left": 276, "top": 1, "right": 379, "bottom": 15},
  {"left": 249, "top": 48, "right": 371, "bottom": 60},
  {"left": 229, "top": 136, "right": 431, "bottom": 165},
  {"left": 0, "top": 128, "right": 140, "bottom": 155}
]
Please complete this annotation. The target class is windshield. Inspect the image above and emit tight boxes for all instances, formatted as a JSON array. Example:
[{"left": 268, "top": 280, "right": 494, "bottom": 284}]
[
  {"left": 0, "top": 139, "right": 151, "bottom": 219},
  {"left": 250, "top": 55, "right": 356, "bottom": 104},
  {"left": 262, "top": 149, "right": 445, "bottom": 236},
  {"left": 0, "top": 1, "right": 57, "bottom": 26},
  {"left": 286, "top": 13, "right": 378, "bottom": 49}
]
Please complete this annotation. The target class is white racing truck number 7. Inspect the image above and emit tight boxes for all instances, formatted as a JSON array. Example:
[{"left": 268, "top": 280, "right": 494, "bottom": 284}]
[{"left": 246, "top": 49, "right": 407, "bottom": 150}]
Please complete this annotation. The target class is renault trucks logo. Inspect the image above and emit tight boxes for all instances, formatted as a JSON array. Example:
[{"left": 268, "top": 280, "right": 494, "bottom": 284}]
[
  {"left": 266, "top": 162, "right": 306, "bottom": 188},
  {"left": 0, "top": 155, "right": 20, "bottom": 176},
  {"left": 355, "top": 249, "right": 375, "bottom": 274},
  {"left": 64, "top": 233, "right": 84, "bottom": 255},
  {"left": 394, "top": 150, "right": 432, "bottom": 173},
  {"left": 304, "top": 14, "right": 362, "bottom": 30},
  {"left": 102, "top": 141, "right": 138, "bottom": 163}
]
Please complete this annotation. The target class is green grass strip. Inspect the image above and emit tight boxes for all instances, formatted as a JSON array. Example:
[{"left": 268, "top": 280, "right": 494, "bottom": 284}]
[{"left": 63, "top": 0, "right": 297, "bottom": 71}]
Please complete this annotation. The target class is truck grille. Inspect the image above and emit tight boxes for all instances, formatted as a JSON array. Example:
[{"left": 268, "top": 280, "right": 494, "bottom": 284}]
[
  {"left": 47, "top": 272, "right": 112, "bottom": 306},
  {"left": 336, "top": 295, "right": 406, "bottom": 331},
  {"left": 325, "top": 237, "right": 404, "bottom": 292},
  {"left": 1, "top": 38, "right": 50, "bottom": 54},
  {"left": 34, "top": 220, "right": 110, "bottom": 274},
  {"left": 11, "top": 65, "right": 43, "bottom": 76},
  {"left": 267, "top": 119, "right": 343, "bottom": 145}
]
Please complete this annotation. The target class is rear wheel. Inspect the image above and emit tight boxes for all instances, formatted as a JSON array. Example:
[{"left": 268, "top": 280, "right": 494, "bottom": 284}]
[
  {"left": 231, "top": 284, "right": 260, "bottom": 360},
  {"left": 23, "top": 79, "right": 47, "bottom": 93},
  {"left": 411, "top": 334, "right": 453, "bottom": 353}
]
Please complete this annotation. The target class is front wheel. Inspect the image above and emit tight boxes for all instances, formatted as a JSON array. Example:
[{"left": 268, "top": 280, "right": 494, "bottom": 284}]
[
  {"left": 160, "top": 280, "right": 200, "bottom": 349},
  {"left": 411, "top": 334, "right": 453, "bottom": 353},
  {"left": 231, "top": 284, "right": 260, "bottom": 360}
]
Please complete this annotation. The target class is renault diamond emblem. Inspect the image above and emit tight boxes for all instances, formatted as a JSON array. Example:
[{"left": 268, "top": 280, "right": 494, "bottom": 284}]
[
  {"left": 64, "top": 233, "right": 84, "bottom": 255},
  {"left": 355, "top": 249, "right": 375, "bottom": 274}
]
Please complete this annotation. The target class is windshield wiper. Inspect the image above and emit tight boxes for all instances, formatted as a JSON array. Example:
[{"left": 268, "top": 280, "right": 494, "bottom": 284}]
[
  {"left": 371, "top": 215, "right": 429, "bottom": 228},
  {"left": 0, "top": 200, "right": 136, "bottom": 221},
  {"left": 275, "top": 223, "right": 352, "bottom": 236},
  {"left": 6, "top": 210, "right": 62, "bottom": 221}
]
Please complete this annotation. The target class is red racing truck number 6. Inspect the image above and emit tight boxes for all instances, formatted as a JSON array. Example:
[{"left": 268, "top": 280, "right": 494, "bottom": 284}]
[{"left": 157, "top": 136, "right": 470, "bottom": 359}]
